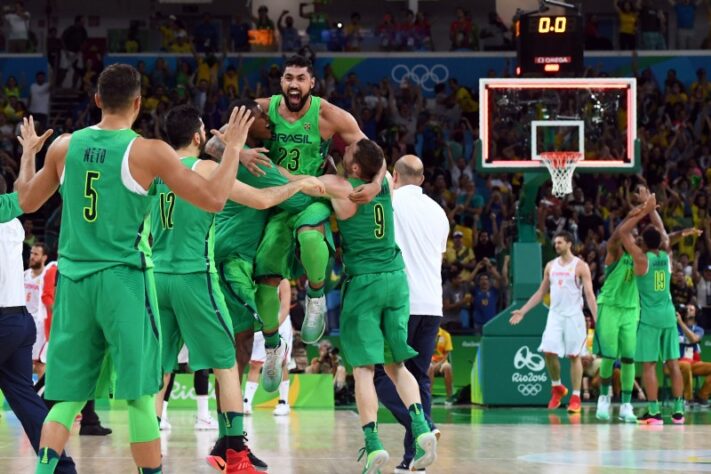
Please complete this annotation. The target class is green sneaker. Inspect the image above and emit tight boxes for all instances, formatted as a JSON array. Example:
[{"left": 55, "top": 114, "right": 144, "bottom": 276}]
[
  {"left": 411, "top": 431, "right": 437, "bottom": 470},
  {"left": 358, "top": 447, "right": 389, "bottom": 474}
]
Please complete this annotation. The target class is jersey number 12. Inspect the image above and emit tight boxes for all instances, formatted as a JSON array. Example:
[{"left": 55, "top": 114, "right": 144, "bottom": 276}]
[{"left": 159, "top": 192, "right": 176, "bottom": 229}]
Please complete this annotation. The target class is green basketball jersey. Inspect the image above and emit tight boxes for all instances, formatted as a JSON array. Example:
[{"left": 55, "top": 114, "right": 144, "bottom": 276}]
[
  {"left": 151, "top": 157, "right": 216, "bottom": 274},
  {"left": 58, "top": 127, "right": 150, "bottom": 280},
  {"left": 267, "top": 95, "right": 331, "bottom": 177},
  {"left": 0, "top": 192, "right": 22, "bottom": 223},
  {"left": 214, "top": 161, "right": 315, "bottom": 263},
  {"left": 337, "top": 178, "right": 404, "bottom": 276},
  {"left": 635, "top": 250, "right": 675, "bottom": 328},
  {"left": 597, "top": 252, "right": 639, "bottom": 309}
]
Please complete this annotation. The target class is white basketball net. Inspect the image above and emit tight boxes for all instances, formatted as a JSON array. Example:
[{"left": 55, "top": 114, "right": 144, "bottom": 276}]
[{"left": 540, "top": 152, "right": 582, "bottom": 198}]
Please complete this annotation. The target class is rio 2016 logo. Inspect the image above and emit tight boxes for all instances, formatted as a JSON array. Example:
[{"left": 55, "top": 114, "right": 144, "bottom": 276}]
[
  {"left": 512, "top": 346, "right": 547, "bottom": 397},
  {"left": 390, "top": 64, "right": 449, "bottom": 92}
]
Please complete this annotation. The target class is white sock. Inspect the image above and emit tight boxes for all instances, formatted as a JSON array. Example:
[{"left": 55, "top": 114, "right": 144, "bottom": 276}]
[
  {"left": 573, "top": 390, "right": 581, "bottom": 397},
  {"left": 162, "top": 400, "right": 169, "bottom": 420},
  {"left": 551, "top": 380, "right": 561, "bottom": 387},
  {"left": 279, "top": 379, "right": 290, "bottom": 403},
  {"left": 605, "top": 386, "right": 612, "bottom": 397},
  {"left": 197, "top": 395, "right": 210, "bottom": 420},
  {"left": 244, "top": 381, "right": 258, "bottom": 404}
]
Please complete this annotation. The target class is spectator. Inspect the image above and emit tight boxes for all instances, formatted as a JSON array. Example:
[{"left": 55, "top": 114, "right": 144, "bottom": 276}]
[
  {"left": 169, "top": 30, "right": 191, "bottom": 53},
  {"left": 442, "top": 270, "right": 472, "bottom": 332},
  {"left": 398, "top": 9, "right": 416, "bottom": 51},
  {"left": 253, "top": 5, "right": 277, "bottom": 51},
  {"left": 229, "top": 15, "right": 251, "bottom": 52},
  {"left": 377, "top": 12, "right": 398, "bottom": 51},
  {"left": 193, "top": 13, "right": 219, "bottom": 53},
  {"left": 677, "top": 304, "right": 711, "bottom": 406},
  {"left": 124, "top": 21, "right": 141, "bottom": 53},
  {"left": 428, "top": 327, "right": 454, "bottom": 403},
  {"left": 300, "top": 1, "right": 329, "bottom": 48},
  {"left": 305, "top": 340, "right": 349, "bottom": 403},
  {"left": 585, "top": 14, "right": 614, "bottom": 50},
  {"left": 639, "top": 0, "right": 667, "bottom": 49},
  {"left": 344, "top": 12, "right": 363, "bottom": 52},
  {"left": 697, "top": 263, "right": 711, "bottom": 326},
  {"left": 474, "top": 230, "right": 496, "bottom": 263},
  {"left": 672, "top": 268, "right": 695, "bottom": 305},
  {"left": 414, "top": 11, "right": 434, "bottom": 51},
  {"left": 471, "top": 265, "right": 502, "bottom": 333},
  {"left": 28, "top": 72, "right": 50, "bottom": 129},
  {"left": 60, "top": 16, "right": 88, "bottom": 89},
  {"left": 446, "top": 231, "right": 476, "bottom": 278},
  {"left": 3, "top": 1, "right": 30, "bottom": 53},
  {"left": 3, "top": 75, "right": 20, "bottom": 98},
  {"left": 158, "top": 14, "right": 179, "bottom": 51},
  {"left": 278, "top": 10, "right": 301, "bottom": 52},
  {"left": 615, "top": 0, "right": 640, "bottom": 50},
  {"left": 578, "top": 200, "right": 606, "bottom": 242},
  {"left": 450, "top": 7, "right": 473, "bottom": 50},
  {"left": 669, "top": 0, "right": 700, "bottom": 49}
]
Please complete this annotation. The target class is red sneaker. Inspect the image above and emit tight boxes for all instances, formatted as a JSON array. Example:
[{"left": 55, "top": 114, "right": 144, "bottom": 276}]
[
  {"left": 226, "top": 449, "right": 263, "bottom": 474},
  {"left": 567, "top": 394, "right": 582, "bottom": 413},
  {"left": 548, "top": 385, "right": 569, "bottom": 410}
]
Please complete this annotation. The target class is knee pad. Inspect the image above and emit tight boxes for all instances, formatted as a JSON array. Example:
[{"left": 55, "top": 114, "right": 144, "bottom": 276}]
[{"left": 127, "top": 395, "right": 159, "bottom": 443}]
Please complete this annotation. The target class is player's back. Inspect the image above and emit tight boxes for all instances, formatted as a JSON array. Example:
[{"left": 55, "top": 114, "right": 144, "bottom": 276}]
[
  {"left": 636, "top": 250, "right": 675, "bottom": 328},
  {"left": 267, "top": 95, "right": 330, "bottom": 176},
  {"left": 337, "top": 178, "right": 404, "bottom": 276},
  {"left": 151, "top": 156, "right": 216, "bottom": 274},
  {"left": 58, "top": 126, "right": 151, "bottom": 280},
  {"left": 549, "top": 256, "right": 584, "bottom": 317},
  {"left": 597, "top": 252, "right": 639, "bottom": 309}
]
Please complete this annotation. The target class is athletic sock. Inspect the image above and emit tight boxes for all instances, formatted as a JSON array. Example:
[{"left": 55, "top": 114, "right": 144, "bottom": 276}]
[
  {"left": 217, "top": 410, "right": 226, "bottom": 437},
  {"left": 279, "top": 379, "right": 290, "bottom": 403},
  {"left": 648, "top": 400, "right": 660, "bottom": 415},
  {"left": 620, "top": 362, "right": 635, "bottom": 396},
  {"left": 674, "top": 397, "right": 684, "bottom": 413},
  {"left": 298, "top": 230, "right": 328, "bottom": 298},
  {"left": 137, "top": 467, "right": 162, "bottom": 474},
  {"left": 408, "top": 403, "right": 429, "bottom": 437},
  {"left": 621, "top": 391, "right": 632, "bottom": 404},
  {"left": 36, "top": 447, "right": 60, "bottom": 474},
  {"left": 600, "top": 359, "right": 614, "bottom": 396},
  {"left": 551, "top": 379, "right": 561, "bottom": 387},
  {"left": 362, "top": 422, "right": 383, "bottom": 452},
  {"left": 197, "top": 395, "right": 210, "bottom": 420},
  {"left": 161, "top": 401, "right": 169, "bottom": 421},
  {"left": 572, "top": 390, "right": 581, "bottom": 397},
  {"left": 222, "top": 412, "right": 244, "bottom": 437},
  {"left": 263, "top": 329, "right": 280, "bottom": 349},
  {"left": 256, "top": 283, "right": 281, "bottom": 336},
  {"left": 244, "top": 381, "right": 258, "bottom": 405}
]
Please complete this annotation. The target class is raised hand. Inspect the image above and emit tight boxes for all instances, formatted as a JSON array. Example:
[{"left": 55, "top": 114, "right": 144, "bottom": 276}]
[
  {"left": 210, "top": 106, "right": 254, "bottom": 151},
  {"left": 17, "top": 116, "right": 53, "bottom": 154}
]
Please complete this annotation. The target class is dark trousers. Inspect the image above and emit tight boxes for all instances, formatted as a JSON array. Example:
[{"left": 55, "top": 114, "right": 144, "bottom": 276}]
[
  {"left": 374, "top": 314, "right": 441, "bottom": 464},
  {"left": 0, "top": 308, "right": 76, "bottom": 473}
]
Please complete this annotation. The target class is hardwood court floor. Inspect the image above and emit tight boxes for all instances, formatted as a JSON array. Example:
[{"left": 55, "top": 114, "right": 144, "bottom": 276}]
[{"left": 3, "top": 405, "right": 711, "bottom": 473}]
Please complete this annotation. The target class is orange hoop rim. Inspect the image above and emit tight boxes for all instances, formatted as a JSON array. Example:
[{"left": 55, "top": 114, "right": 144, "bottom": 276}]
[{"left": 539, "top": 151, "right": 583, "bottom": 169}]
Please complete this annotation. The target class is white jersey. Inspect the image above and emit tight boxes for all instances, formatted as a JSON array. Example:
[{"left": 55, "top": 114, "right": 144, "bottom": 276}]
[
  {"left": 24, "top": 269, "right": 45, "bottom": 319},
  {"left": 548, "top": 256, "right": 583, "bottom": 318}
]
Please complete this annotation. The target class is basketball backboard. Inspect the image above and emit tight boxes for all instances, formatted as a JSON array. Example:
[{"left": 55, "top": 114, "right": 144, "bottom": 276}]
[{"left": 476, "top": 78, "right": 640, "bottom": 174}]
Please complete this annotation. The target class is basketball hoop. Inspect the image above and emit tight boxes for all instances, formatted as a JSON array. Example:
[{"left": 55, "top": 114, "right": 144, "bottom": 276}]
[{"left": 539, "top": 151, "right": 582, "bottom": 198}]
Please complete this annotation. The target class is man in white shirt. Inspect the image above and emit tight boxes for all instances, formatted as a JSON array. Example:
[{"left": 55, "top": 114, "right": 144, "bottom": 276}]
[
  {"left": 28, "top": 72, "right": 51, "bottom": 129},
  {"left": 24, "top": 242, "right": 48, "bottom": 376},
  {"left": 373, "top": 155, "right": 449, "bottom": 474},
  {"left": 0, "top": 175, "right": 76, "bottom": 473},
  {"left": 3, "top": 1, "right": 31, "bottom": 53}
]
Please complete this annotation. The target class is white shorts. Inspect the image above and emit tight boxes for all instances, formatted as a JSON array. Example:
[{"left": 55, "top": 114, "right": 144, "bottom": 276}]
[
  {"left": 31, "top": 315, "right": 46, "bottom": 361},
  {"left": 538, "top": 312, "right": 586, "bottom": 358},
  {"left": 38, "top": 340, "right": 48, "bottom": 364},
  {"left": 251, "top": 316, "right": 293, "bottom": 364}
]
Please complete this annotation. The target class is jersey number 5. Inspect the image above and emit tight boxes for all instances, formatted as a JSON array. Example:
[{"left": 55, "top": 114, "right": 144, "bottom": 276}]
[
  {"left": 374, "top": 203, "right": 385, "bottom": 239},
  {"left": 83, "top": 171, "right": 100, "bottom": 222},
  {"left": 159, "top": 192, "right": 176, "bottom": 229}
]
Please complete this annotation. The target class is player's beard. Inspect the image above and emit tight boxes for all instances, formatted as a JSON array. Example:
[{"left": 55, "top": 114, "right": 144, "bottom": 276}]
[{"left": 282, "top": 89, "right": 311, "bottom": 112}]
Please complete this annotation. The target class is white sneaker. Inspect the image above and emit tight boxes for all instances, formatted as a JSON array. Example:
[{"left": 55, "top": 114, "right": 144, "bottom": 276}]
[
  {"left": 194, "top": 415, "right": 219, "bottom": 431},
  {"left": 243, "top": 400, "right": 253, "bottom": 416},
  {"left": 596, "top": 395, "right": 611, "bottom": 421},
  {"left": 159, "top": 418, "right": 172, "bottom": 431},
  {"left": 301, "top": 295, "right": 327, "bottom": 344},
  {"left": 618, "top": 403, "right": 638, "bottom": 423},
  {"left": 262, "top": 339, "right": 287, "bottom": 393},
  {"left": 273, "top": 401, "right": 290, "bottom": 416}
]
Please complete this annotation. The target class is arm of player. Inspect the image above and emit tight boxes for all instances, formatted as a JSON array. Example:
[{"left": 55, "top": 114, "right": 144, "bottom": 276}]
[
  {"left": 14, "top": 117, "right": 60, "bottom": 213},
  {"left": 668, "top": 228, "right": 704, "bottom": 246},
  {"left": 579, "top": 261, "right": 598, "bottom": 322},
  {"left": 509, "top": 262, "right": 552, "bottom": 325},
  {"left": 319, "top": 174, "right": 357, "bottom": 220},
  {"left": 277, "top": 279, "right": 291, "bottom": 327},
  {"left": 605, "top": 204, "right": 645, "bottom": 265}
]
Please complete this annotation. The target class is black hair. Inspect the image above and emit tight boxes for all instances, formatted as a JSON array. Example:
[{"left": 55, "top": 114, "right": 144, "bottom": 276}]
[
  {"left": 32, "top": 241, "right": 49, "bottom": 256},
  {"left": 642, "top": 226, "right": 662, "bottom": 250},
  {"left": 283, "top": 55, "right": 314, "bottom": 76},
  {"left": 164, "top": 105, "right": 202, "bottom": 149},
  {"left": 97, "top": 64, "right": 141, "bottom": 111},
  {"left": 554, "top": 230, "right": 574, "bottom": 244},
  {"left": 0, "top": 175, "right": 6, "bottom": 195},
  {"left": 352, "top": 139, "right": 384, "bottom": 182}
]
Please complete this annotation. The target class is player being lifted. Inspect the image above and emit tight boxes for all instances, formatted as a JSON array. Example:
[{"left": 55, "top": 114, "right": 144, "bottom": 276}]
[
  {"left": 618, "top": 193, "right": 685, "bottom": 424},
  {"left": 150, "top": 104, "right": 324, "bottom": 473},
  {"left": 207, "top": 55, "right": 384, "bottom": 393},
  {"left": 14, "top": 64, "right": 244, "bottom": 474},
  {"left": 510, "top": 231, "right": 598, "bottom": 413}
]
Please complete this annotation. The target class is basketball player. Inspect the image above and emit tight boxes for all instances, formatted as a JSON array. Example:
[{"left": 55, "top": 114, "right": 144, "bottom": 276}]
[
  {"left": 618, "top": 194, "right": 685, "bottom": 424},
  {"left": 510, "top": 231, "right": 598, "bottom": 413},
  {"left": 243, "top": 279, "right": 294, "bottom": 416},
  {"left": 150, "top": 105, "right": 323, "bottom": 473},
  {"left": 215, "top": 56, "right": 384, "bottom": 388},
  {"left": 14, "top": 64, "right": 251, "bottom": 474},
  {"left": 318, "top": 139, "right": 437, "bottom": 473},
  {"left": 24, "top": 242, "right": 49, "bottom": 378}
]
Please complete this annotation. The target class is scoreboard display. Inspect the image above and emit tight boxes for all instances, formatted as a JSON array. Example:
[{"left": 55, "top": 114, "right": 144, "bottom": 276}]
[{"left": 516, "top": 14, "right": 584, "bottom": 76}]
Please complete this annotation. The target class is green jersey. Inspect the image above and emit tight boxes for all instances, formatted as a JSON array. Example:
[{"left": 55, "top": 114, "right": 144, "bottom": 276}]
[
  {"left": 0, "top": 192, "right": 22, "bottom": 223},
  {"left": 58, "top": 127, "right": 150, "bottom": 280},
  {"left": 267, "top": 95, "right": 331, "bottom": 177},
  {"left": 214, "top": 162, "right": 314, "bottom": 263},
  {"left": 635, "top": 250, "right": 675, "bottom": 328},
  {"left": 337, "top": 178, "right": 404, "bottom": 276},
  {"left": 597, "top": 252, "right": 639, "bottom": 309},
  {"left": 151, "top": 157, "right": 216, "bottom": 274}
]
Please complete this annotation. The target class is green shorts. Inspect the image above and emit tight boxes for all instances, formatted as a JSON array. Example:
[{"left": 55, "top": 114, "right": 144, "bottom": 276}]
[
  {"left": 45, "top": 266, "right": 162, "bottom": 401},
  {"left": 593, "top": 304, "right": 639, "bottom": 360},
  {"left": 156, "top": 272, "right": 235, "bottom": 373},
  {"left": 635, "top": 322, "right": 681, "bottom": 363},
  {"left": 218, "top": 257, "right": 261, "bottom": 334},
  {"left": 339, "top": 270, "right": 418, "bottom": 367},
  {"left": 254, "top": 201, "right": 335, "bottom": 280}
]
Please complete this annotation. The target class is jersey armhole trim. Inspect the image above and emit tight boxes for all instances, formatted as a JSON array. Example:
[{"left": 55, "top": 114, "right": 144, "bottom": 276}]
[{"left": 122, "top": 138, "right": 148, "bottom": 196}]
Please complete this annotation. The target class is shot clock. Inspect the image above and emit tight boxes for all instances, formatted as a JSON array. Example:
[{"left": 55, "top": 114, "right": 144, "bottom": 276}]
[{"left": 516, "top": 14, "right": 584, "bottom": 76}]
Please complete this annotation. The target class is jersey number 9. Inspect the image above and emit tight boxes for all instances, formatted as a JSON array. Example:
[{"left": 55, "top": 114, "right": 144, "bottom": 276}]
[{"left": 374, "top": 203, "right": 385, "bottom": 239}]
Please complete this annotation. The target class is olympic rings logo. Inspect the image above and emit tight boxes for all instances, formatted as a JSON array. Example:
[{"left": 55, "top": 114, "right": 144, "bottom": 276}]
[
  {"left": 514, "top": 346, "right": 546, "bottom": 372},
  {"left": 390, "top": 64, "right": 449, "bottom": 92},
  {"left": 518, "top": 384, "right": 542, "bottom": 397}
]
